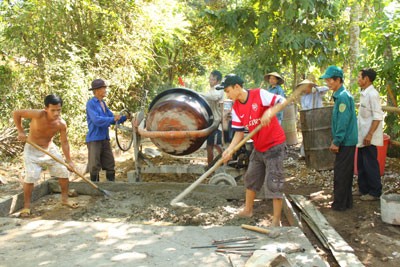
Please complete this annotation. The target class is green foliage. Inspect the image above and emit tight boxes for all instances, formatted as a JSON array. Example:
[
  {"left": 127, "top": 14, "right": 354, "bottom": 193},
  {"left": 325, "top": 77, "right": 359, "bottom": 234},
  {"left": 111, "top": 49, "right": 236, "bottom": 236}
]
[{"left": 202, "top": 0, "right": 346, "bottom": 91}]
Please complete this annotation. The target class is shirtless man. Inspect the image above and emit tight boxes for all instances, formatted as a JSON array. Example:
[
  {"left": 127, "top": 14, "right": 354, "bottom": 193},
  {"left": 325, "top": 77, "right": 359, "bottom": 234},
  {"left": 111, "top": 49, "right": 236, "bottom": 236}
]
[{"left": 13, "top": 94, "right": 78, "bottom": 217}]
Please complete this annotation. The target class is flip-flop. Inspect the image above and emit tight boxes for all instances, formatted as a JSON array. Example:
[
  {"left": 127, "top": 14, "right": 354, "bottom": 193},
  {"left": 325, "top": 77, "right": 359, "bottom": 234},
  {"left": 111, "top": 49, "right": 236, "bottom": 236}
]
[
  {"left": 19, "top": 208, "right": 31, "bottom": 218},
  {"left": 61, "top": 202, "right": 79, "bottom": 209}
]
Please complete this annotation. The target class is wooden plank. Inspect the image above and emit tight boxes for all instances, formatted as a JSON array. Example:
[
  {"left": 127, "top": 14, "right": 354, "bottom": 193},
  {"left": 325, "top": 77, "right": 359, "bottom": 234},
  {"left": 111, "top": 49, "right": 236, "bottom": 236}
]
[
  {"left": 290, "top": 195, "right": 330, "bottom": 249},
  {"left": 290, "top": 195, "right": 353, "bottom": 252},
  {"left": 301, "top": 214, "right": 330, "bottom": 249},
  {"left": 290, "top": 195, "right": 365, "bottom": 267},
  {"left": 282, "top": 193, "right": 303, "bottom": 229},
  {"left": 0, "top": 181, "right": 49, "bottom": 216}
]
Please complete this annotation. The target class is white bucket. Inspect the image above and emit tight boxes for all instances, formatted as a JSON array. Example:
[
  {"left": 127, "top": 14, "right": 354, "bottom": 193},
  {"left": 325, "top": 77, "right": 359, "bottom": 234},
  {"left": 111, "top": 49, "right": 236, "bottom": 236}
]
[{"left": 381, "top": 194, "right": 400, "bottom": 225}]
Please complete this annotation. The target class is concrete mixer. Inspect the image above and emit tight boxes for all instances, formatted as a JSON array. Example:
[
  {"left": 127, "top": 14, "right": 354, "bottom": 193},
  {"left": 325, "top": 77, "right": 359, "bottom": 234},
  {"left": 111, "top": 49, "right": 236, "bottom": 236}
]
[{"left": 115, "top": 88, "right": 252, "bottom": 185}]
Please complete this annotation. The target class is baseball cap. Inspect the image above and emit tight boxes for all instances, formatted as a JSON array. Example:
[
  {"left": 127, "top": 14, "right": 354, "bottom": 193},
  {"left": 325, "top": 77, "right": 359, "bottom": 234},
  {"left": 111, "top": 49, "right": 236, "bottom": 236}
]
[
  {"left": 320, "top": 66, "right": 344, "bottom": 79},
  {"left": 215, "top": 74, "right": 244, "bottom": 90}
]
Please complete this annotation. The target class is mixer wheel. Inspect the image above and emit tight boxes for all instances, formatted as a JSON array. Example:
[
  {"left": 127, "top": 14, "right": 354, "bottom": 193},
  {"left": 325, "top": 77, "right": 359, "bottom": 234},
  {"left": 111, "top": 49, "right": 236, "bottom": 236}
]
[{"left": 209, "top": 173, "right": 237, "bottom": 186}]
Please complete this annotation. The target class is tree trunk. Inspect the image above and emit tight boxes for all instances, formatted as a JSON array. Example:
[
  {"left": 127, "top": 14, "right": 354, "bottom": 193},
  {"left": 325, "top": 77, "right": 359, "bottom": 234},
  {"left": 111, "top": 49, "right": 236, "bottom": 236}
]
[
  {"left": 349, "top": 2, "right": 360, "bottom": 91},
  {"left": 383, "top": 36, "right": 399, "bottom": 156}
]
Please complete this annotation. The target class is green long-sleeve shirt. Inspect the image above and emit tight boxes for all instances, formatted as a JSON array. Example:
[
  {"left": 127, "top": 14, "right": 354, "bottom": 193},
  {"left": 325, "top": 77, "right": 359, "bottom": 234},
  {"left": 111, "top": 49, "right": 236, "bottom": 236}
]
[{"left": 331, "top": 85, "right": 358, "bottom": 146}]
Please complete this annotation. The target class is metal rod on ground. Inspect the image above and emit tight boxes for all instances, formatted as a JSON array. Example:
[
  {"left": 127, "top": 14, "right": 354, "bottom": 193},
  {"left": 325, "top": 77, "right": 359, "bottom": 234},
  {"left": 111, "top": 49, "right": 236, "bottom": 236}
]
[
  {"left": 26, "top": 140, "right": 112, "bottom": 197},
  {"left": 170, "top": 85, "right": 306, "bottom": 206},
  {"left": 212, "top": 236, "right": 258, "bottom": 244}
]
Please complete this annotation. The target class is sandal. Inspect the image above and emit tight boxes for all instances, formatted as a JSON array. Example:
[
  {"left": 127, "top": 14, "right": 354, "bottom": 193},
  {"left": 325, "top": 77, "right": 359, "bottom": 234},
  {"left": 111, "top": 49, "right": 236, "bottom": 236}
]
[
  {"left": 19, "top": 208, "right": 31, "bottom": 218},
  {"left": 68, "top": 189, "right": 79, "bottom": 197}
]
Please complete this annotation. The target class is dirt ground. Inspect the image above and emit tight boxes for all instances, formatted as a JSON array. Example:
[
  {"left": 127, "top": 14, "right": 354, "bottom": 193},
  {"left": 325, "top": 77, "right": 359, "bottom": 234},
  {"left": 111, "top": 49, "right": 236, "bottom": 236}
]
[{"left": 1, "top": 136, "right": 400, "bottom": 267}]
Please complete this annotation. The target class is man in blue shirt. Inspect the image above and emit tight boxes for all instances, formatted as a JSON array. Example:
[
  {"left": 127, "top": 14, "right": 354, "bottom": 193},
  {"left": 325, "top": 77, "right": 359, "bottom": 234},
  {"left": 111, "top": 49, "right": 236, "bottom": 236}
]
[
  {"left": 264, "top": 72, "right": 286, "bottom": 124},
  {"left": 86, "top": 79, "right": 126, "bottom": 182},
  {"left": 320, "top": 66, "right": 357, "bottom": 211}
]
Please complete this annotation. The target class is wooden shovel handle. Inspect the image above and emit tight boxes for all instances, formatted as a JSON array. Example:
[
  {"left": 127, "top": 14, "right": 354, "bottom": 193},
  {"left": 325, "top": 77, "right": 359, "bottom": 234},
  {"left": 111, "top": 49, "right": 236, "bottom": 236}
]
[
  {"left": 26, "top": 140, "right": 73, "bottom": 170},
  {"left": 25, "top": 140, "right": 99, "bottom": 189},
  {"left": 170, "top": 85, "right": 307, "bottom": 206},
  {"left": 241, "top": 224, "right": 271, "bottom": 234}
]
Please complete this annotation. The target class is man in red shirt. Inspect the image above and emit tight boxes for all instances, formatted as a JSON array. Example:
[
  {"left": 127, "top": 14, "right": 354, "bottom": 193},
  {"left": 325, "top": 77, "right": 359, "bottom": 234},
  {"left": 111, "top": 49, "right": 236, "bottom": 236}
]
[{"left": 217, "top": 74, "right": 286, "bottom": 226}]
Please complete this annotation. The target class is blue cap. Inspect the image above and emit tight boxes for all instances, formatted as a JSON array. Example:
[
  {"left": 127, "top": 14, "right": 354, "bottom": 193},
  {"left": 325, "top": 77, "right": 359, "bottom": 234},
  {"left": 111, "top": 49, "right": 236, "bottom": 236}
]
[{"left": 320, "top": 66, "right": 344, "bottom": 79}]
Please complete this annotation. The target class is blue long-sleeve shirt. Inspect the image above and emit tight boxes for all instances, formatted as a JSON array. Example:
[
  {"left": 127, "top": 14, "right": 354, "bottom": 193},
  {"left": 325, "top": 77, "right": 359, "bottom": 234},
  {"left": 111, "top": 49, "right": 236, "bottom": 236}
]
[
  {"left": 86, "top": 97, "right": 126, "bottom": 142},
  {"left": 331, "top": 85, "right": 358, "bottom": 146},
  {"left": 267, "top": 85, "right": 285, "bottom": 122}
]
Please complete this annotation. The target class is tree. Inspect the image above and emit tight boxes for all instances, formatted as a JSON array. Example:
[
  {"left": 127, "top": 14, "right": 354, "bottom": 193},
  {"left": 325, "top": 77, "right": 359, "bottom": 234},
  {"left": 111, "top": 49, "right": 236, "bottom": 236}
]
[
  {"left": 203, "top": 0, "right": 344, "bottom": 91},
  {"left": 358, "top": 0, "right": 400, "bottom": 155}
]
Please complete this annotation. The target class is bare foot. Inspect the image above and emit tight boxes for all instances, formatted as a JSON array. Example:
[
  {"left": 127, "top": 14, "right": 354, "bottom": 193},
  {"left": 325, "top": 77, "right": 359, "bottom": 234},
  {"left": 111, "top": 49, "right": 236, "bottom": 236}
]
[
  {"left": 271, "top": 219, "right": 282, "bottom": 227},
  {"left": 237, "top": 209, "right": 253, "bottom": 218},
  {"left": 258, "top": 219, "right": 270, "bottom": 227},
  {"left": 61, "top": 202, "right": 79, "bottom": 209}
]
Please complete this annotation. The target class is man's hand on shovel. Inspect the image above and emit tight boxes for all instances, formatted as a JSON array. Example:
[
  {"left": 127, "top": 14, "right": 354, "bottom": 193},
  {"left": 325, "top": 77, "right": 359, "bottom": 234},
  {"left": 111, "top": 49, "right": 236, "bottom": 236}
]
[
  {"left": 260, "top": 108, "right": 274, "bottom": 126},
  {"left": 65, "top": 159, "right": 76, "bottom": 173}
]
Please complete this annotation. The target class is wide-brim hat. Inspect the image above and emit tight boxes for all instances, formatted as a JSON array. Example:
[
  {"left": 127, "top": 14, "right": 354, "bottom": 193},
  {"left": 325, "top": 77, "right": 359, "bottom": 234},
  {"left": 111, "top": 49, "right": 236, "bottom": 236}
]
[
  {"left": 89, "top": 79, "right": 108, "bottom": 90},
  {"left": 296, "top": 79, "right": 317, "bottom": 92},
  {"left": 264, "top": 72, "right": 284, "bottom": 85}
]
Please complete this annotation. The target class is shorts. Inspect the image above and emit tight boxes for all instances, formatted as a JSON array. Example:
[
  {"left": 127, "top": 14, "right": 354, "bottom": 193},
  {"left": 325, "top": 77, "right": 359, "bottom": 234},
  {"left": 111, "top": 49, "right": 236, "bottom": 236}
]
[
  {"left": 23, "top": 143, "right": 70, "bottom": 183},
  {"left": 207, "top": 129, "right": 222, "bottom": 146},
  {"left": 243, "top": 143, "right": 286, "bottom": 199}
]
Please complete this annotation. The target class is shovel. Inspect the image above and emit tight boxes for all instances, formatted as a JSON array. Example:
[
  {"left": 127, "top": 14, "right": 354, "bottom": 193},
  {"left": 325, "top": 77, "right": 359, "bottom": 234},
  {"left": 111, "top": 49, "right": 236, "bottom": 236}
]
[
  {"left": 26, "top": 140, "right": 112, "bottom": 197},
  {"left": 170, "top": 85, "right": 306, "bottom": 206}
]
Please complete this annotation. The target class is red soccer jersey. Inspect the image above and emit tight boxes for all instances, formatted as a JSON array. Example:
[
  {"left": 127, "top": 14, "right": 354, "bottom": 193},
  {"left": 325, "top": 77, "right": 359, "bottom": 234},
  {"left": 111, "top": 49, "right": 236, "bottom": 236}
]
[{"left": 231, "top": 88, "right": 286, "bottom": 152}]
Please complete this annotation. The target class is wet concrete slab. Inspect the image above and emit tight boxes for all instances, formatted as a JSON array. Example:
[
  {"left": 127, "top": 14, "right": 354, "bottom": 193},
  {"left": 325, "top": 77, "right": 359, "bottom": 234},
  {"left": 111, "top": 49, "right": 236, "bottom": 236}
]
[
  {"left": 0, "top": 218, "right": 328, "bottom": 267},
  {"left": 0, "top": 181, "right": 329, "bottom": 266},
  {"left": 0, "top": 180, "right": 252, "bottom": 217}
]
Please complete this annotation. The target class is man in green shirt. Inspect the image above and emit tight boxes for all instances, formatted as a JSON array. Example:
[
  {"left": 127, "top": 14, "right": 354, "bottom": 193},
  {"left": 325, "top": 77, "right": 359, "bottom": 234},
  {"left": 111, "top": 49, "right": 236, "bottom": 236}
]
[{"left": 320, "top": 66, "right": 358, "bottom": 211}]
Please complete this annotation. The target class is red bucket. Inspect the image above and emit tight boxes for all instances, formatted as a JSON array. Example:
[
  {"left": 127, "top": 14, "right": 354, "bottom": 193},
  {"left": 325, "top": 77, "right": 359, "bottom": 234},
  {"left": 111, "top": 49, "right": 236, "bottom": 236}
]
[{"left": 354, "top": 134, "right": 390, "bottom": 176}]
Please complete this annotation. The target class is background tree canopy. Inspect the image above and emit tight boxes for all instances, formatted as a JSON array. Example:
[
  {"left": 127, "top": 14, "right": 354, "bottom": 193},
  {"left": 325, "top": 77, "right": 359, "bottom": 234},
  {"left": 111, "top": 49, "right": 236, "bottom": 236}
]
[{"left": 0, "top": 0, "right": 399, "bottom": 156}]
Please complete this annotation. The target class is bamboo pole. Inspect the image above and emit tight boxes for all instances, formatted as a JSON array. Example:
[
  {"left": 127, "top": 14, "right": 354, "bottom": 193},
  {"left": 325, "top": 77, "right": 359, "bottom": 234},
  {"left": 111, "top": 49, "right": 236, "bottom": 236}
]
[{"left": 382, "top": 105, "right": 400, "bottom": 114}]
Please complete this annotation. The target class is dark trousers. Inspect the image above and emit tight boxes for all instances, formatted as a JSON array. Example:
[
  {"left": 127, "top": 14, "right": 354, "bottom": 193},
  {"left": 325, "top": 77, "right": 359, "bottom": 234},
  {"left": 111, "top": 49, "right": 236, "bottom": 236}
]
[
  {"left": 332, "top": 146, "right": 355, "bottom": 210},
  {"left": 87, "top": 140, "right": 115, "bottom": 181},
  {"left": 357, "top": 145, "right": 382, "bottom": 197}
]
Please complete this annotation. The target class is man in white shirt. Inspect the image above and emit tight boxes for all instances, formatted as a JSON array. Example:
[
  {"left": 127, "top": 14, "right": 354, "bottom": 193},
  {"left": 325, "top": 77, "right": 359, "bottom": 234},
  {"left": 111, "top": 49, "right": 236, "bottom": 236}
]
[
  {"left": 355, "top": 68, "right": 384, "bottom": 201},
  {"left": 299, "top": 79, "right": 329, "bottom": 110},
  {"left": 202, "top": 70, "right": 224, "bottom": 166}
]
